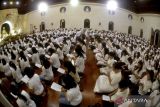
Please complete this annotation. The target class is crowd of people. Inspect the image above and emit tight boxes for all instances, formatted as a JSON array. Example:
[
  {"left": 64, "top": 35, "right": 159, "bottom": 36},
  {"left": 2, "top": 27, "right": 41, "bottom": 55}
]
[
  {"left": 0, "top": 28, "right": 87, "bottom": 107},
  {"left": 90, "top": 31, "right": 160, "bottom": 107},
  {"left": 0, "top": 28, "right": 159, "bottom": 107}
]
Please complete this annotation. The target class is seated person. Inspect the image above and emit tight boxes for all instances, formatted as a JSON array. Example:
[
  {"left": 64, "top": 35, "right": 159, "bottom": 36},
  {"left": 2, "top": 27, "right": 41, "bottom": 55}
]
[
  {"left": 24, "top": 67, "right": 44, "bottom": 104},
  {"left": 138, "top": 70, "right": 153, "bottom": 95},
  {"left": 94, "top": 62, "right": 122, "bottom": 93},
  {"left": 64, "top": 60, "right": 80, "bottom": 83},
  {"left": 9, "top": 61, "right": 23, "bottom": 84},
  {"left": 16, "top": 90, "right": 36, "bottom": 107},
  {"left": 59, "top": 75, "right": 82, "bottom": 106},
  {"left": 40, "top": 59, "right": 53, "bottom": 82}
]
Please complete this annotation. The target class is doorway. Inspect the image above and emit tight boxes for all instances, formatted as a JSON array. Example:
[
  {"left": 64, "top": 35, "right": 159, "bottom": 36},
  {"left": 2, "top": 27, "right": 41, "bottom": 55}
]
[
  {"left": 154, "top": 30, "right": 160, "bottom": 47},
  {"left": 128, "top": 26, "right": 132, "bottom": 35},
  {"left": 140, "top": 29, "right": 143, "bottom": 37},
  {"left": 40, "top": 22, "right": 45, "bottom": 32},
  {"left": 84, "top": 19, "right": 90, "bottom": 28},
  {"left": 108, "top": 21, "right": 114, "bottom": 31},
  {"left": 1, "top": 23, "right": 10, "bottom": 39},
  {"left": 60, "top": 19, "right": 65, "bottom": 28}
]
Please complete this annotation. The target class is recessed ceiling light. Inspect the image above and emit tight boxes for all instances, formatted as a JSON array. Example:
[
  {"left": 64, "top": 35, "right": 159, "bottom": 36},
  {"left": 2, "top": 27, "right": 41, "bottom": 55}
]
[
  {"left": 3, "top": 1, "right": 7, "bottom": 6},
  {"left": 16, "top": 1, "right": 20, "bottom": 5},
  {"left": 10, "top": 1, "right": 13, "bottom": 5},
  {"left": 70, "top": 0, "right": 79, "bottom": 7}
]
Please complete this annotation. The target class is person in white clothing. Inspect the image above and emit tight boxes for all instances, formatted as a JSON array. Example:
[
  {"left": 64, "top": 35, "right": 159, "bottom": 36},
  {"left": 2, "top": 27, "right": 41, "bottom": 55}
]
[
  {"left": 40, "top": 59, "right": 53, "bottom": 82},
  {"left": 54, "top": 44, "right": 64, "bottom": 61},
  {"left": 16, "top": 90, "right": 36, "bottom": 107},
  {"left": 75, "top": 45, "right": 85, "bottom": 74},
  {"left": 48, "top": 48, "right": 61, "bottom": 71},
  {"left": 1, "top": 59, "right": 12, "bottom": 76},
  {"left": 59, "top": 75, "right": 82, "bottom": 106},
  {"left": 138, "top": 70, "right": 153, "bottom": 95},
  {"left": 31, "top": 47, "right": 41, "bottom": 65},
  {"left": 19, "top": 51, "right": 30, "bottom": 73},
  {"left": 94, "top": 62, "right": 122, "bottom": 93},
  {"left": 24, "top": 67, "right": 44, "bottom": 96},
  {"left": 9, "top": 61, "right": 23, "bottom": 84}
]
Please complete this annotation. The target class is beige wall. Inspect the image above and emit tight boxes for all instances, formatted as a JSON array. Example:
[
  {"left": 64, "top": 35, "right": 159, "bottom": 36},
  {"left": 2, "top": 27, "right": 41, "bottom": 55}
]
[
  {"left": 0, "top": 9, "right": 25, "bottom": 36},
  {"left": 0, "top": 2, "right": 160, "bottom": 40}
]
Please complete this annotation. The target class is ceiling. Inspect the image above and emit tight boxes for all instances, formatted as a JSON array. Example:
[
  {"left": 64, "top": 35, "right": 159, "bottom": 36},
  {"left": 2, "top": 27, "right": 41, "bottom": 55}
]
[{"left": 0, "top": 0, "right": 160, "bottom": 14}]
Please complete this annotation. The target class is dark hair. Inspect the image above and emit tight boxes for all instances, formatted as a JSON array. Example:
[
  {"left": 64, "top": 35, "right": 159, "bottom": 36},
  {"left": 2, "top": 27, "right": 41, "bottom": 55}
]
[
  {"left": 24, "top": 67, "right": 34, "bottom": 78},
  {"left": 43, "top": 59, "right": 51, "bottom": 69},
  {"left": 137, "top": 60, "right": 143, "bottom": 73},
  {"left": 32, "top": 47, "right": 38, "bottom": 54},
  {"left": 40, "top": 54, "right": 46, "bottom": 65},
  {"left": 18, "top": 94, "right": 28, "bottom": 104},
  {"left": 62, "top": 74, "right": 77, "bottom": 90},
  {"left": 48, "top": 48, "right": 55, "bottom": 55},
  {"left": 119, "top": 79, "right": 129, "bottom": 89},
  {"left": 104, "top": 48, "right": 109, "bottom": 55},
  {"left": 19, "top": 51, "right": 27, "bottom": 62},
  {"left": 11, "top": 51, "right": 16, "bottom": 60},
  {"left": 38, "top": 43, "right": 43, "bottom": 48},
  {"left": 9, "top": 61, "right": 17, "bottom": 71},
  {"left": 64, "top": 61, "right": 76, "bottom": 74},
  {"left": 113, "top": 62, "right": 123, "bottom": 70},
  {"left": 2, "top": 59, "right": 6, "bottom": 65},
  {"left": 127, "top": 57, "right": 133, "bottom": 64},
  {"left": 147, "top": 69, "right": 154, "bottom": 82},
  {"left": 10, "top": 82, "right": 19, "bottom": 95},
  {"left": 75, "top": 45, "right": 84, "bottom": 57}
]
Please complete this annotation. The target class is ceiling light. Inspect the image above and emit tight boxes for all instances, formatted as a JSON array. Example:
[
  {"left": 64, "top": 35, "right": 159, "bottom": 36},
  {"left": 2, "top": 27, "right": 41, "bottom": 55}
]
[
  {"left": 16, "top": 1, "right": 20, "bottom": 5},
  {"left": 70, "top": 0, "right": 79, "bottom": 7},
  {"left": 38, "top": 2, "right": 48, "bottom": 12},
  {"left": 3, "top": 1, "right": 7, "bottom": 6},
  {"left": 107, "top": 0, "right": 118, "bottom": 11},
  {"left": 10, "top": 1, "right": 13, "bottom": 5}
]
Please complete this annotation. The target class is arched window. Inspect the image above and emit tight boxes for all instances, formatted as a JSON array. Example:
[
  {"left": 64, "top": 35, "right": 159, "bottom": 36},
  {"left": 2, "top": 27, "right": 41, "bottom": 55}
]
[
  {"left": 150, "top": 28, "right": 154, "bottom": 45},
  {"left": 40, "top": 22, "right": 45, "bottom": 32},
  {"left": 108, "top": 21, "right": 114, "bottom": 31},
  {"left": 128, "top": 26, "right": 132, "bottom": 34},
  {"left": 1, "top": 23, "right": 10, "bottom": 39},
  {"left": 60, "top": 19, "right": 65, "bottom": 28},
  {"left": 128, "top": 14, "right": 133, "bottom": 20},
  {"left": 140, "top": 17, "right": 144, "bottom": 23},
  {"left": 140, "top": 29, "right": 143, "bottom": 37},
  {"left": 60, "top": 7, "right": 66, "bottom": 13},
  {"left": 84, "top": 19, "right": 90, "bottom": 28},
  {"left": 154, "top": 30, "right": 160, "bottom": 46},
  {"left": 84, "top": 6, "right": 91, "bottom": 12}
]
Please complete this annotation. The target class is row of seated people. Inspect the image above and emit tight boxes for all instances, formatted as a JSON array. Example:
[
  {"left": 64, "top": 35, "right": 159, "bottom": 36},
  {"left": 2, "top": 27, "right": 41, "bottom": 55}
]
[
  {"left": 89, "top": 31, "right": 160, "bottom": 107},
  {"left": 0, "top": 29, "right": 88, "bottom": 107}
]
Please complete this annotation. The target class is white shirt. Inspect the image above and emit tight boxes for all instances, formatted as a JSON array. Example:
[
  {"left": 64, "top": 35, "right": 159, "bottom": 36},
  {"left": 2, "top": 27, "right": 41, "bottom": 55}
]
[
  {"left": 57, "top": 48, "right": 64, "bottom": 60},
  {"left": 40, "top": 66, "right": 53, "bottom": 81},
  {"left": 19, "top": 58, "right": 30, "bottom": 71},
  {"left": 62, "top": 44, "right": 70, "bottom": 55},
  {"left": 38, "top": 47, "right": 45, "bottom": 55},
  {"left": 111, "top": 88, "right": 130, "bottom": 101},
  {"left": 16, "top": 90, "right": 36, "bottom": 107},
  {"left": 31, "top": 53, "right": 41, "bottom": 64},
  {"left": 50, "top": 53, "right": 61, "bottom": 68},
  {"left": 75, "top": 57, "right": 85, "bottom": 73},
  {"left": 28, "top": 74, "right": 44, "bottom": 95},
  {"left": 1, "top": 63, "right": 11, "bottom": 76},
  {"left": 11, "top": 67, "right": 23, "bottom": 83},
  {"left": 66, "top": 85, "right": 82, "bottom": 106}
]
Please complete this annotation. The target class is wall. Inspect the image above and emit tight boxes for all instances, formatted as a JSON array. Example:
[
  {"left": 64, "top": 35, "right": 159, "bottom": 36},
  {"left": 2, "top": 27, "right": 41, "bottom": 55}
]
[
  {"left": 0, "top": 2, "right": 160, "bottom": 40},
  {"left": 0, "top": 9, "right": 25, "bottom": 36}
]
